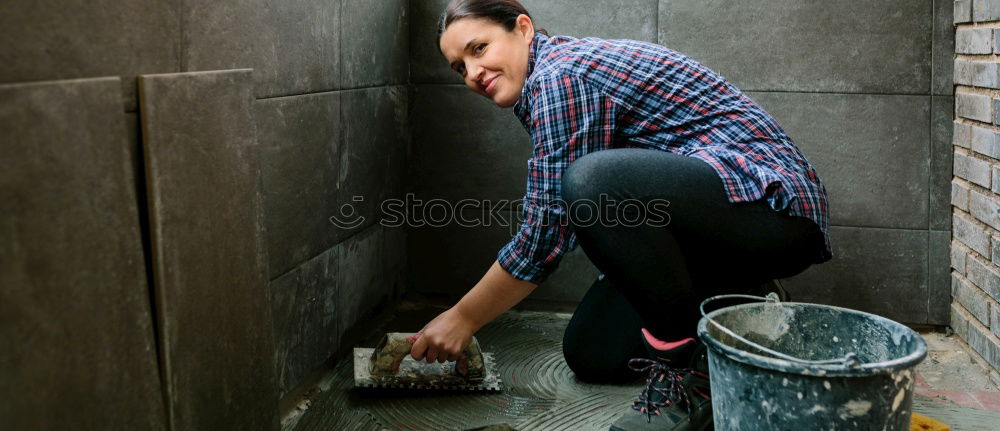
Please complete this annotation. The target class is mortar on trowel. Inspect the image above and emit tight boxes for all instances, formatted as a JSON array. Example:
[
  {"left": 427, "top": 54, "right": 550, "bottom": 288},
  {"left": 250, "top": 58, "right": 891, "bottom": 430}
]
[{"left": 353, "top": 332, "right": 502, "bottom": 391}]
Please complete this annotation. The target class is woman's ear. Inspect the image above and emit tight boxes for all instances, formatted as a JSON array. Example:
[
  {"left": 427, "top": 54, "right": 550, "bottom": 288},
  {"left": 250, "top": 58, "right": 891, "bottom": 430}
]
[{"left": 515, "top": 14, "right": 534, "bottom": 41}]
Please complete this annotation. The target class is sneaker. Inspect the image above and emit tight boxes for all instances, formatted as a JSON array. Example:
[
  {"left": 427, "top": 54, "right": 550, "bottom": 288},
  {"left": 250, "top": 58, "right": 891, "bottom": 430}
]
[
  {"left": 608, "top": 328, "right": 712, "bottom": 431},
  {"left": 749, "top": 279, "right": 790, "bottom": 302}
]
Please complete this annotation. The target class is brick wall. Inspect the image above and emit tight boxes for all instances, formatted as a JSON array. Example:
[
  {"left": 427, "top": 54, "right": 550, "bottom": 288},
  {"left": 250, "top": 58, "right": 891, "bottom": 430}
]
[{"left": 952, "top": 0, "right": 1000, "bottom": 380}]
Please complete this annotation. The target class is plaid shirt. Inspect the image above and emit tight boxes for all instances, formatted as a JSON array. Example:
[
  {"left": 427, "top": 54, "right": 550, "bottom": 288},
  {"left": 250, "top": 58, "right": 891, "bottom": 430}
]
[{"left": 497, "top": 33, "right": 833, "bottom": 283}]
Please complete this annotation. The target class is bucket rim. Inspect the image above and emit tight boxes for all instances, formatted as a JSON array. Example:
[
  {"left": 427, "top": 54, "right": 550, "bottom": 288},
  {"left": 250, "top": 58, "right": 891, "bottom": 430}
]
[{"left": 696, "top": 301, "right": 927, "bottom": 377}]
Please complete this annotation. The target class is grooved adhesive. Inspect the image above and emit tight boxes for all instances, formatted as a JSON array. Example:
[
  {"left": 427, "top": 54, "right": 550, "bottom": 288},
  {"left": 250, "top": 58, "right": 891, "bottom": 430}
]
[{"left": 291, "top": 307, "right": 642, "bottom": 430}]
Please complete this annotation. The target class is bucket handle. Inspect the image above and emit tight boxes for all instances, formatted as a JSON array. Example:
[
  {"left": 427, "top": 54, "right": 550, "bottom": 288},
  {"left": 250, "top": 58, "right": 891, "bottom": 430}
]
[{"left": 699, "top": 294, "right": 861, "bottom": 369}]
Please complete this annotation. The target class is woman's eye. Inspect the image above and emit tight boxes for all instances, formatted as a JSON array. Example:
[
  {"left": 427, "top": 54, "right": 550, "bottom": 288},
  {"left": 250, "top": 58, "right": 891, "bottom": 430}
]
[{"left": 474, "top": 43, "right": 486, "bottom": 54}]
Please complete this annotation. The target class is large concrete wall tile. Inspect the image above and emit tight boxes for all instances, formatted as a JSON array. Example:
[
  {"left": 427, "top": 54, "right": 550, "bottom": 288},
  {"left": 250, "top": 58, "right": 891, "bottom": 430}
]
[
  {"left": 0, "top": 78, "right": 165, "bottom": 430},
  {"left": 338, "top": 225, "right": 393, "bottom": 335},
  {"left": 341, "top": 0, "right": 409, "bottom": 87},
  {"left": 270, "top": 246, "right": 338, "bottom": 398},
  {"left": 406, "top": 208, "right": 595, "bottom": 298},
  {"left": 929, "top": 230, "right": 952, "bottom": 325},
  {"left": 406, "top": 211, "right": 514, "bottom": 296},
  {"left": 527, "top": 247, "right": 601, "bottom": 304},
  {"left": 340, "top": 86, "right": 410, "bottom": 235},
  {"left": 932, "top": 96, "right": 955, "bottom": 230},
  {"left": 410, "top": 85, "right": 530, "bottom": 203},
  {"left": 181, "top": 0, "right": 265, "bottom": 72},
  {"left": 138, "top": 69, "right": 277, "bottom": 431},
  {"left": 933, "top": 0, "right": 956, "bottom": 95},
  {"left": 256, "top": 92, "right": 343, "bottom": 278},
  {"left": 0, "top": 1, "right": 180, "bottom": 111},
  {"left": 383, "top": 225, "right": 409, "bottom": 300},
  {"left": 658, "top": 0, "right": 932, "bottom": 94},
  {"left": 781, "top": 226, "right": 929, "bottom": 324},
  {"left": 747, "top": 92, "right": 930, "bottom": 229},
  {"left": 411, "top": 0, "right": 659, "bottom": 83},
  {"left": 255, "top": 0, "right": 341, "bottom": 98}
]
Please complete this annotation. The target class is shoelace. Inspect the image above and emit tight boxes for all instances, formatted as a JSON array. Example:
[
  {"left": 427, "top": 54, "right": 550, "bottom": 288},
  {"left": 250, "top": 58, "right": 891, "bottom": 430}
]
[{"left": 626, "top": 358, "right": 709, "bottom": 423}]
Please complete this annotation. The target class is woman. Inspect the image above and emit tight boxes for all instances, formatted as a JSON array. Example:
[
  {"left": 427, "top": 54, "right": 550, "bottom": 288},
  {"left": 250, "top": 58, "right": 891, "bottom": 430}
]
[{"left": 408, "top": 1, "right": 832, "bottom": 429}]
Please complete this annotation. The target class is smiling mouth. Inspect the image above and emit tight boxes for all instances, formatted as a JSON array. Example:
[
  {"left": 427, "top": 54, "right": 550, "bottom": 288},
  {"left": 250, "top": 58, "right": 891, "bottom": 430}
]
[{"left": 484, "top": 76, "right": 498, "bottom": 94}]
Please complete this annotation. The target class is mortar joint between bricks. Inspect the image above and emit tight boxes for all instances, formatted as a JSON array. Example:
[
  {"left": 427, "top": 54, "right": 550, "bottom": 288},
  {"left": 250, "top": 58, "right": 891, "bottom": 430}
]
[
  {"left": 962, "top": 21, "right": 1000, "bottom": 29},
  {"left": 956, "top": 85, "right": 1000, "bottom": 99},
  {"left": 957, "top": 208, "right": 996, "bottom": 230},
  {"left": 956, "top": 118, "right": 1000, "bottom": 134},
  {"left": 956, "top": 53, "right": 1000, "bottom": 61}
]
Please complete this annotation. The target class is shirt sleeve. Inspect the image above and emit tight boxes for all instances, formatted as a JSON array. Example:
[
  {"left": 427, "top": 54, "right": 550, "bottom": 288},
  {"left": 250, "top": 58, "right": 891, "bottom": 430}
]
[{"left": 497, "top": 74, "right": 618, "bottom": 283}]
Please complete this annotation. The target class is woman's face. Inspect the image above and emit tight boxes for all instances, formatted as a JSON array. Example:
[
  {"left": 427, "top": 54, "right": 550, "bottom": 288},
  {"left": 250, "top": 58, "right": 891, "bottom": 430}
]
[{"left": 439, "top": 15, "right": 534, "bottom": 108}]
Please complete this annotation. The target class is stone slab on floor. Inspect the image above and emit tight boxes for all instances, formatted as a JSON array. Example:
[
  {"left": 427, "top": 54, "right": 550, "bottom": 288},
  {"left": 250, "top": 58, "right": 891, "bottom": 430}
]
[
  {"left": 139, "top": 69, "right": 277, "bottom": 430},
  {"left": 0, "top": 77, "right": 165, "bottom": 430}
]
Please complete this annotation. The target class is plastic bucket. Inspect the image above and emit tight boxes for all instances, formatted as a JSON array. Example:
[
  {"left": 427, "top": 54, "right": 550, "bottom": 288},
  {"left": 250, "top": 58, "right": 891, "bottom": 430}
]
[{"left": 695, "top": 294, "right": 927, "bottom": 431}]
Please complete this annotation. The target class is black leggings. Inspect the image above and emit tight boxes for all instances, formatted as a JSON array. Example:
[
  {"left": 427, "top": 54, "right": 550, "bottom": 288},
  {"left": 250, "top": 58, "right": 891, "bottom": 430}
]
[{"left": 559, "top": 149, "right": 826, "bottom": 383}]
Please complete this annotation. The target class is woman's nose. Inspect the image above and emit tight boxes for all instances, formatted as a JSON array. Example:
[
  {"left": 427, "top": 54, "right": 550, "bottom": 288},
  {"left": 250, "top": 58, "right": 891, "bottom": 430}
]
[{"left": 467, "top": 63, "right": 484, "bottom": 85}]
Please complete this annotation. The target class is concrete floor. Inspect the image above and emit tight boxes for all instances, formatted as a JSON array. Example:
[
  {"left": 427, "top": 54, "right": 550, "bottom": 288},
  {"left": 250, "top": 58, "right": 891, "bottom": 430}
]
[{"left": 283, "top": 300, "right": 1000, "bottom": 431}]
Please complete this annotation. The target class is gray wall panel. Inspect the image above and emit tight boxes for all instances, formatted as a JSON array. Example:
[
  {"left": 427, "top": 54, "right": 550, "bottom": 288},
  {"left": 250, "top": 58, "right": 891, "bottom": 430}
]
[
  {"left": 270, "top": 245, "right": 338, "bottom": 398},
  {"left": 407, "top": 209, "right": 598, "bottom": 298},
  {"left": 181, "top": 0, "right": 265, "bottom": 72},
  {"left": 782, "top": 226, "right": 930, "bottom": 324},
  {"left": 341, "top": 86, "right": 410, "bottom": 236},
  {"left": 933, "top": 0, "right": 956, "bottom": 95},
  {"left": 411, "top": 0, "right": 659, "bottom": 84},
  {"left": 0, "top": 77, "right": 165, "bottom": 430},
  {"left": 658, "top": 0, "right": 932, "bottom": 94},
  {"left": 932, "top": 96, "right": 955, "bottom": 230},
  {"left": 341, "top": 0, "right": 409, "bottom": 87},
  {"left": 139, "top": 69, "right": 277, "bottom": 431},
  {"left": 410, "top": 85, "right": 530, "bottom": 203},
  {"left": 929, "top": 230, "right": 951, "bottom": 325},
  {"left": 747, "top": 92, "right": 931, "bottom": 230},
  {"left": 255, "top": 0, "right": 341, "bottom": 98},
  {"left": 257, "top": 92, "right": 343, "bottom": 279},
  {"left": 0, "top": 1, "right": 180, "bottom": 111},
  {"left": 338, "top": 225, "right": 393, "bottom": 335}
]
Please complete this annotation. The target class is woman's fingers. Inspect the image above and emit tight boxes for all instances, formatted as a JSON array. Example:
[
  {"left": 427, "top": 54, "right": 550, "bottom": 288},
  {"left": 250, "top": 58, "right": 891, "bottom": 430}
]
[{"left": 409, "top": 332, "right": 427, "bottom": 361}]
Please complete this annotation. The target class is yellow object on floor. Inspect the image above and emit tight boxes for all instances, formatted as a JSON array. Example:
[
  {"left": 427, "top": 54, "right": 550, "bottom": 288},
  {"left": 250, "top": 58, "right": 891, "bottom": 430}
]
[{"left": 911, "top": 412, "right": 949, "bottom": 431}]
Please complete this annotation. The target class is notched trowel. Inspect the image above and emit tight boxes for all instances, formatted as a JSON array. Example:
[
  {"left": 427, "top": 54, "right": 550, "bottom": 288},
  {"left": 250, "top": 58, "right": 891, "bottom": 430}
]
[{"left": 353, "top": 332, "right": 502, "bottom": 391}]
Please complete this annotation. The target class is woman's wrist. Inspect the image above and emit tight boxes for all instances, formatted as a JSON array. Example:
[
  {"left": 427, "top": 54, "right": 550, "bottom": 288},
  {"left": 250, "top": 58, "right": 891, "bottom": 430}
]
[{"left": 454, "top": 260, "right": 538, "bottom": 331}]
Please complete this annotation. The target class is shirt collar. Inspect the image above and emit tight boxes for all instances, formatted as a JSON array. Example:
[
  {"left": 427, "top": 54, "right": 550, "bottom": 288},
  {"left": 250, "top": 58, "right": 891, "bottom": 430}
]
[{"left": 514, "top": 32, "right": 547, "bottom": 120}]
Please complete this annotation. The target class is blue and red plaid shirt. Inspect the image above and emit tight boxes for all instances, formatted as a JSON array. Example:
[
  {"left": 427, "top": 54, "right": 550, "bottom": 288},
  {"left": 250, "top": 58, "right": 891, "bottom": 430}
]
[{"left": 497, "top": 33, "right": 833, "bottom": 283}]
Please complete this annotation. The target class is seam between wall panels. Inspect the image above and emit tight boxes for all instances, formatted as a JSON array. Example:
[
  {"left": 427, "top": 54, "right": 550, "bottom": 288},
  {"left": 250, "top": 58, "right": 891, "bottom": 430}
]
[{"left": 929, "top": 0, "right": 935, "bottom": 323}]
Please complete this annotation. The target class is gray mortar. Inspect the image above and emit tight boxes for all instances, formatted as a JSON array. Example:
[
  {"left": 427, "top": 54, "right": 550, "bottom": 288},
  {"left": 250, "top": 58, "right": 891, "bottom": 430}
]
[
  {"left": 292, "top": 307, "right": 641, "bottom": 430},
  {"left": 288, "top": 303, "right": 1000, "bottom": 431}
]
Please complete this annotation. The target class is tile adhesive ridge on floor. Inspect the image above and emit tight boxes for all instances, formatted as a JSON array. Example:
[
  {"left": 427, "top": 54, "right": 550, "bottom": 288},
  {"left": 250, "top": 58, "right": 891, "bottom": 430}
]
[{"left": 285, "top": 302, "right": 1000, "bottom": 431}]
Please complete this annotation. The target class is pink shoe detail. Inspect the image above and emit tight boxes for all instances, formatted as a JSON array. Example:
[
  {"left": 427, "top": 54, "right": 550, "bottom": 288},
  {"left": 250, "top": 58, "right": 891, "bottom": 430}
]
[{"left": 642, "top": 328, "right": 695, "bottom": 351}]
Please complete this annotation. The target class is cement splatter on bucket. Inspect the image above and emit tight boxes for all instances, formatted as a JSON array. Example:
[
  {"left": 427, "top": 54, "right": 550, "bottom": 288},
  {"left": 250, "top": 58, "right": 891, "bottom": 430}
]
[{"left": 695, "top": 294, "right": 927, "bottom": 431}]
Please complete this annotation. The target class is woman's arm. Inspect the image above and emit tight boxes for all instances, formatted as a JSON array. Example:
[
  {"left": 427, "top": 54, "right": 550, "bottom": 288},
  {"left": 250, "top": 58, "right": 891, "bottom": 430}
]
[
  {"left": 455, "top": 260, "right": 539, "bottom": 331},
  {"left": 409, "top": 260, "right": 537, "bottom": 363}
]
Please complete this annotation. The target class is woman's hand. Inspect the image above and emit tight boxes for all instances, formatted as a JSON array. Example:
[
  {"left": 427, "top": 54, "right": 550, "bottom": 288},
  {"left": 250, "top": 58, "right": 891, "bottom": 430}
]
[{"left": 408, "top": 307, "right": 476, "bottom": 369}]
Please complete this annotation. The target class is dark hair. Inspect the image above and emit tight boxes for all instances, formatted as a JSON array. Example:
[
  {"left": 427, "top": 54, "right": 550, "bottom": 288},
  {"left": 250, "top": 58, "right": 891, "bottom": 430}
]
[{"left": 436, "top": 0, "right": 548, "bottom": 48}]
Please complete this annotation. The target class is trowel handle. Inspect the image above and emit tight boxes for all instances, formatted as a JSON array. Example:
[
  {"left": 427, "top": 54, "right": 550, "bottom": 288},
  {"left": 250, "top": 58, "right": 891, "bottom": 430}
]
[{"left": 369, "top": 332, "right": 486, "bottom": 382}]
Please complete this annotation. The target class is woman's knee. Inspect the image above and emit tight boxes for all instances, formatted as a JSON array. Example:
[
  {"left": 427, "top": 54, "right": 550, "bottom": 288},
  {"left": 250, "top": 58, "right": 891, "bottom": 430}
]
[
  {"left": 562, "top": 151, "right": 608, "bottom": 203},
  {"left": 562, "top": 332, "right": 634, "bottom": 384}
]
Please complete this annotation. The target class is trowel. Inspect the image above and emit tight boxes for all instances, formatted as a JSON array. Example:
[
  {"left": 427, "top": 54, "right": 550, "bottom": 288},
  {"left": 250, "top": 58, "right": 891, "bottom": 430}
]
[{"left": 353, "top": 332, "right": 502, "bottom": 391}]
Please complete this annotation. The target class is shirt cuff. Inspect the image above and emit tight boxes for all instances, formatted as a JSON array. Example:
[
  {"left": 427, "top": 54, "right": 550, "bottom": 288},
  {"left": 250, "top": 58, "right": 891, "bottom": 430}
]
[{"left": 496, "top": 240, "right": 552, "bottom": 284}]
